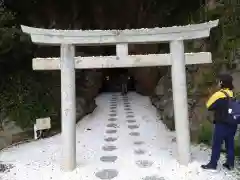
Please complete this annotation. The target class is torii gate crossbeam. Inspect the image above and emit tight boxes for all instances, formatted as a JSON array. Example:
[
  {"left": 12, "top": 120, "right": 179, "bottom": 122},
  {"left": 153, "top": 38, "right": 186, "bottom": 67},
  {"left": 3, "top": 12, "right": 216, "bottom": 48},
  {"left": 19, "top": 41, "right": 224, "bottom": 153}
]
[{"left": 21, "top": 20, "right": 219, "bottom": 171}]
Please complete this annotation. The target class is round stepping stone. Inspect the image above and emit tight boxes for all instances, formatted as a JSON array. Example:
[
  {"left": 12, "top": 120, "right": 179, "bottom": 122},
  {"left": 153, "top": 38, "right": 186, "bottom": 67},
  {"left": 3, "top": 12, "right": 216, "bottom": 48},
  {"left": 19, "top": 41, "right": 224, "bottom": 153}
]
[
  {"left": 107, "top": 123, "right": 118, "bottom": 128},
  {"left": 134, "top": 141, "right": 145, "bottom": 145},
  {"left": 106, "top": 129, "right": 117, "bottom": 134},
  {"left": 95, "top": 169, "right": 118, "bottom": 179},
  {"left": 126, "top": 111, "right": 134, "bottom": 114},
  {"left": 136, "top": 160, "right": 153, "bottom": 168},
  {"left": 102, "top": 145, "right": 117, "bottom": 151},
  {"left": 100, "top": 156, "right": 118, "bottom": 162},
  {"left": 129, "top": 132, "right": 140, "bottom": 136},
  {"left": 128, "top": 125, "right": 139, "bottom": 129},
  {"left": 127, "top": 120, "right": 136, "bottom": 123},
  {"left": 142, "top": 176, "right": 165, "bottom": 180},
  {"left": 126, "top": 115, "right": 134, "bottom": 118},
  {"left": 104, "top": 137, "right": 118, "bottom": 142},
  {"left": 134, "top": 149, "right": 146, "bottom": 155},
  {"left": 108, "top": 118, "right": 117, "bottom": 121}
]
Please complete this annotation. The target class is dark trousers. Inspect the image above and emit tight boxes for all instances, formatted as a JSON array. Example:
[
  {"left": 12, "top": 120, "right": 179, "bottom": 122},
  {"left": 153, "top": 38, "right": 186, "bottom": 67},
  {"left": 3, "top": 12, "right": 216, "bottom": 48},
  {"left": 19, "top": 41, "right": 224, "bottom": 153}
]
[
  {"left": 121, "top": 83, "right": 127, "bottom": 95},
  {"left": 210, "top": 123, "right": 237, "bottom": 167}
]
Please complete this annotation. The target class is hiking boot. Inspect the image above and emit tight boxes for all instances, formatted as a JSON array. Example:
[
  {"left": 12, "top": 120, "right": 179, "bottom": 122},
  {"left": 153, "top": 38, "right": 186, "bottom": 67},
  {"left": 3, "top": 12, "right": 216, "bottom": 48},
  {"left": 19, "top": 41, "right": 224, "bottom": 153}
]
[
  {"left": 223, "top": 163, "right": 234, "bottom": 170},
  {"left": 201, "top": 163, "right": 217, "bottom": 171}
]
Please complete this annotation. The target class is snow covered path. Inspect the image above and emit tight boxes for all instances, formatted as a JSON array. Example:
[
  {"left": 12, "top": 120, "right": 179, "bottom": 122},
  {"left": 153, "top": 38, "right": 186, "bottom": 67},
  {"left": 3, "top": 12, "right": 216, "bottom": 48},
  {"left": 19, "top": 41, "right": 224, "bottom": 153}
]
[{"left": 0, "top": 92, "right": 239, "bottom": 180}]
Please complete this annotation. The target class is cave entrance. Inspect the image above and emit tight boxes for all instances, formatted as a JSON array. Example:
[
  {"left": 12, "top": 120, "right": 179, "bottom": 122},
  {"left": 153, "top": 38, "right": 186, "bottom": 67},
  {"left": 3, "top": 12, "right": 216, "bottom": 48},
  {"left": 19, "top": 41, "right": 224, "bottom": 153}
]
[{"left": 100, "top": 68, "right": 135, "bottom": 92}]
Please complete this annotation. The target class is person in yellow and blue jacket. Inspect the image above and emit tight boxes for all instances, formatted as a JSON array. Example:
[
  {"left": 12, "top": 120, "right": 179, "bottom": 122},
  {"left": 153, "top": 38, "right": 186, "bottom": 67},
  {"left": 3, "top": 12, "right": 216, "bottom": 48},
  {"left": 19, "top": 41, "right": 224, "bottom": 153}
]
[{"left": 201, "top": 74, "right": 237, "bottom": 171}]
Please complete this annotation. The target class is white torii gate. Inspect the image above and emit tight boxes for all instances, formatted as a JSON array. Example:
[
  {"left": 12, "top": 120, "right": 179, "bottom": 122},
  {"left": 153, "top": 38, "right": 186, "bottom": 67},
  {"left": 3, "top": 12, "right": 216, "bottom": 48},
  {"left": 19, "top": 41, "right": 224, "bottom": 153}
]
[{"left": 21, "top": 20, "right": 219, "bottom": 171}]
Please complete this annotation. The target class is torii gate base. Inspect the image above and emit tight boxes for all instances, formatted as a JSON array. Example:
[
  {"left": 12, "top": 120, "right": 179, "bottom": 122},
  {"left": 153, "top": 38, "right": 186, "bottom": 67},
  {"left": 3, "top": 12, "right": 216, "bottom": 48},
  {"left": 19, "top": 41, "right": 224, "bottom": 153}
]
[{"left": 21, "top": 20, "right": 218, "bottom": 171}]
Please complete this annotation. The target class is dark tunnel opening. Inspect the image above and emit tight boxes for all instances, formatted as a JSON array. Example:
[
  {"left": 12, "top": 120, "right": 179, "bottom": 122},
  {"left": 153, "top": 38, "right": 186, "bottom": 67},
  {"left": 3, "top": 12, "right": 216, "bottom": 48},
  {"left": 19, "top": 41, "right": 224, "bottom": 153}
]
[{"left": 99, "top": 68, "right": 136, "bottom": 93}]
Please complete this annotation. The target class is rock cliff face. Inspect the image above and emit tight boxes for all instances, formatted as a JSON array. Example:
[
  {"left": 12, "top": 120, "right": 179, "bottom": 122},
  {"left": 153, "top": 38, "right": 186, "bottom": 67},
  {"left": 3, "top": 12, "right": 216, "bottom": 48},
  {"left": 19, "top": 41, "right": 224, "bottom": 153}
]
[
  {"left": 150, "top": 66, "right": 212, "bottom": 142},
  {"left": 75, "top": 69, "right": 103, "bottom": 121}
]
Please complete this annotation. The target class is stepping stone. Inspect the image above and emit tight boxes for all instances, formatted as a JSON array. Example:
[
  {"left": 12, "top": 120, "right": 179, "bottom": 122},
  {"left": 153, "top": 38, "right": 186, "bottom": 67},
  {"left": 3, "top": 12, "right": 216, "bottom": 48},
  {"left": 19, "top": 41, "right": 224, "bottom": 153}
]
[
  {"left": 107, "top": 123, "right": 118, "bottom": 128},
  {"left": 136, "top": 160, "right": 153, "bottom": 168},
  {"left": 100, "top": 156, "right": 118, "bottom": 162},
  {"left": 126, "top": 111, "right": 134, "bottom": 114},
  {"left": 134, "top": 141, "right": 145, "bottom": 145},
  {"left": 106, "top": 129, "right": 117, "bottom": 134},
  {"left": 124, "top": 108, "right": 132, "bottom": 111},
  {"left": 127, "top": 120, "right": 136, "bottom": 123},
  {"left": 102, "top": 145, "right": 117, "bottom": 151},
  {"left": 129, "top": 132, "right": 140, "bottom": 136},
  {"left": 126, "top": 115, "right": 134, "bottom": 118},
  {"left": 142, "top": 176, "right": 166, "bottom": 180},
  {"left": 134, "top": 149, "right": 146, "bottom": 155},
  {"left": 109, "top": 114, "right": 117, "bottom": 117},
  {"left": 95, "top": 169, "right": 118, "bottom": 179},
  {"left": 128, "top": 125, "right": 139, "bottom": 129},
  {"left": 108, "top": 118, "right": 117, "bottom": 121},
  {"left": 104, "top": 137, "right": 118, "bottom": 142}
]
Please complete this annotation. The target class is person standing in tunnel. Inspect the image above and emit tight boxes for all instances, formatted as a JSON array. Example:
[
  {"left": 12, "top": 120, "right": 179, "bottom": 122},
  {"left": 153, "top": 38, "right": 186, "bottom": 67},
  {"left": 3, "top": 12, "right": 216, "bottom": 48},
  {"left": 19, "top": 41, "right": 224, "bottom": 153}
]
[
  {"left": 120, "top": 74, "right": 128, "bottom": 95},
  {"left": 201, "top": 73, "right": 238, "bottom": 171}
]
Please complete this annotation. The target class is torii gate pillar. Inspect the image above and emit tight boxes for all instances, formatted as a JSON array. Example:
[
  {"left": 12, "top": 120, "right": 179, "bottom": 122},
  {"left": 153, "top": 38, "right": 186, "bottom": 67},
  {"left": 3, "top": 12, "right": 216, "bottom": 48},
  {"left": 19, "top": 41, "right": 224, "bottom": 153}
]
[
  {"left": 170, "top": 40, "right": 190, "bottom": 164},
  {"left": 60, "top": 44, "right": 76, "bottom": 170}
]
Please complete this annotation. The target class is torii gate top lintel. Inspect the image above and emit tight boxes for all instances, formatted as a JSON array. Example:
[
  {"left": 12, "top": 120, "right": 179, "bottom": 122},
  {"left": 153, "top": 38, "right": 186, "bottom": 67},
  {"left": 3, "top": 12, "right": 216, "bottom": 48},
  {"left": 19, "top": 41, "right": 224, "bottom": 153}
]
[{"left": 21, "top": 20, "right": 219, "bottom": 45}]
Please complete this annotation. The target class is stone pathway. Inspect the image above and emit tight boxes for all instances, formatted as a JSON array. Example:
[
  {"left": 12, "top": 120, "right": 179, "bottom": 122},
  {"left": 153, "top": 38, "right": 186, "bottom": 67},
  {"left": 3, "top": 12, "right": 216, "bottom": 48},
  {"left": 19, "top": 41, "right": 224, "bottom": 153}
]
[{"left": 95, "top": 94, "right": 163, "bottom": 180}]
